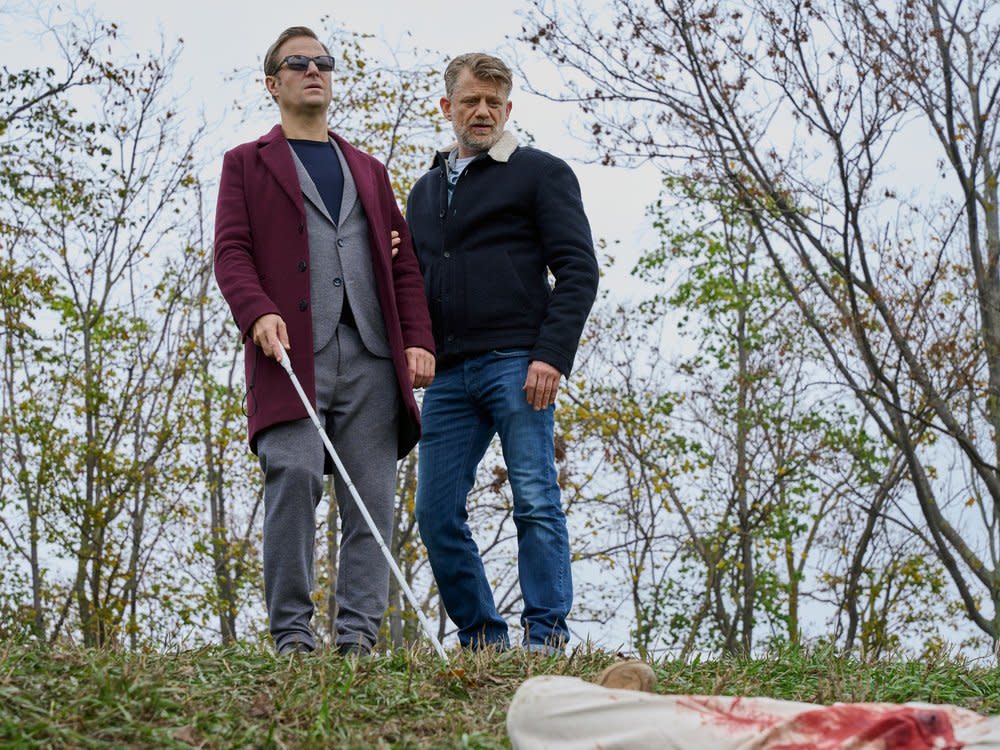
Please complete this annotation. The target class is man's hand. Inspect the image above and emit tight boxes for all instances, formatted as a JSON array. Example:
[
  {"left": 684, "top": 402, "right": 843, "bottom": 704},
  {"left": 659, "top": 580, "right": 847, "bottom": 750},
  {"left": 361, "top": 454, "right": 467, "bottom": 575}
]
[
  {"left": 391, "top": 230, "right": 400, "bottom": 259},
  {"left": 251, "top": 313, "right": 290, "bottom": 362},
  {"left": 406, "top": 347, "right": 435, "bottom": 388},
  {"left": 523, "top": 361, "right": 562, "bottom": 410}
]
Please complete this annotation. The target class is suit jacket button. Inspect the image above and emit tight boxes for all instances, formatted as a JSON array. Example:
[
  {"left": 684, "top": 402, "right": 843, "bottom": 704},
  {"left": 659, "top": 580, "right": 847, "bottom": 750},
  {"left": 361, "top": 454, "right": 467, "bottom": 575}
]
[
  {"left": 443, "top": 251, "right": 450, "bottom": 258},
  {"left": 298, "top": 261, "right": 307, "bottom": 272},
  {"left": 333, "top": 278, "right": 343, "bottom": 287},
  {"left": 337, "top": 239, "right": 345, "bottom": 248},
  {"left": 299, "top": 300, "right": 308, "bottom": 311}
]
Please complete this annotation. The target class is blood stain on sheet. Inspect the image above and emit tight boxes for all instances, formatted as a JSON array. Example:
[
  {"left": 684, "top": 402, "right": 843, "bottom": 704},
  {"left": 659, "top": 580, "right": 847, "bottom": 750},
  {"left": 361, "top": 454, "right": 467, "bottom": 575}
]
[
  {"left": 677, "top": 698, "right": 964, "bottom": 749},
  {"left": 677, "top": 696, "right": 782, "bottom": 732},
  {"left": 767, "top": 705, "right": 962, "bottom": 749}
]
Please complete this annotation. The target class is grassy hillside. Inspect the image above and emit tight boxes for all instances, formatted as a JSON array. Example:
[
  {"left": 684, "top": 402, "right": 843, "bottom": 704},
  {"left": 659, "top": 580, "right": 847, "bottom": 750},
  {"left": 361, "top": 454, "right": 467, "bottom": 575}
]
[{"left": 2, "top": 641, "right": 999, "bottom": 748}]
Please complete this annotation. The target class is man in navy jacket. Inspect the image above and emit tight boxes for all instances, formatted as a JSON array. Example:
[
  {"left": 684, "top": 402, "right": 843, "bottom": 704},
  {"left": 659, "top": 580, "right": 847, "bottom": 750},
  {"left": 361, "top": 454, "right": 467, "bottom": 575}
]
[{"left": 407, "top": 52, "right": 599, "bottom": 654}]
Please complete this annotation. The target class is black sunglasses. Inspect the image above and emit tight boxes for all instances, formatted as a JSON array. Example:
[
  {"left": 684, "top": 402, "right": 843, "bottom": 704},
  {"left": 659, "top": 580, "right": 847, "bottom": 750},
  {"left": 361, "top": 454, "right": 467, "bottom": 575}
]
[{"left": 271, "top": 54, "right": 336, "bottom": 74}]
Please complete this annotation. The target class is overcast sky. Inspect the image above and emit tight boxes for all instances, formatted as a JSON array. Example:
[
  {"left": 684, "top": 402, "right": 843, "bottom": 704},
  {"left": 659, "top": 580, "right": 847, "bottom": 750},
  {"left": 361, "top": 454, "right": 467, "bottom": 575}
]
[{"left": 2, "top": 0, "right": 664, "bottom": 302}]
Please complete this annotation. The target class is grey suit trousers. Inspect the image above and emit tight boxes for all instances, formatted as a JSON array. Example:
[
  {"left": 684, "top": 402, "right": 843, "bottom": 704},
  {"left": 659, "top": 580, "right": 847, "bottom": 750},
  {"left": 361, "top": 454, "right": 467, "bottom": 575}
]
[{"left": 256, "top": 324, "right": 399, "bottom": 653}]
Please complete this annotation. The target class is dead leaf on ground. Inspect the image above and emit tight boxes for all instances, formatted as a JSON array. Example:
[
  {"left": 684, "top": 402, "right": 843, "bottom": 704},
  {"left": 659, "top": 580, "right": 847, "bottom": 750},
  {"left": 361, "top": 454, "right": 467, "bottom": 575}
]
[
  {"left": 172, "top": 725, "right": 200, "bottom": 745},
  {"left": 250, "top": 691, "right": 275, "bottom": 718}
]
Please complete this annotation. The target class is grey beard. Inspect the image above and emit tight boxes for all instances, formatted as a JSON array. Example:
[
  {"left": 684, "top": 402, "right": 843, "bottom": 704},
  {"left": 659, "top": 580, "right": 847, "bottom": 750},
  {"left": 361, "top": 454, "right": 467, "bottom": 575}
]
[{"left": 455, "top": 124, "right": 502, "bottom": 154}]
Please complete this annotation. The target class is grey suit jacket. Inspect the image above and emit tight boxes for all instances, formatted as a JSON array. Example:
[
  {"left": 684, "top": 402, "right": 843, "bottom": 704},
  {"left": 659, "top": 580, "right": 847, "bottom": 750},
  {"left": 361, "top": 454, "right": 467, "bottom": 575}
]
[{"left": 290, "top": 140, "right": 391, "bottom": 357}]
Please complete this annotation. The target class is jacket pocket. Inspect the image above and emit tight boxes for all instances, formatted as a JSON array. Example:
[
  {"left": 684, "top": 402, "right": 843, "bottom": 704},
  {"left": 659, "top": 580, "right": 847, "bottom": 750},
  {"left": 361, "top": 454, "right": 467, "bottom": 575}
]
[{"left": 464, "top": 251, "right": 536, "bottom": 332}]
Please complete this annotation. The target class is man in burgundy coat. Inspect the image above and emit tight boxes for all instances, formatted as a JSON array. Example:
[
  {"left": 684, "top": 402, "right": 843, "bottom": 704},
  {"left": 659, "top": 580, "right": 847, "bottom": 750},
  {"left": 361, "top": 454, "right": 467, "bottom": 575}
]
[{"left": 214, "top": 26, "right": 434, "bottom": 656}]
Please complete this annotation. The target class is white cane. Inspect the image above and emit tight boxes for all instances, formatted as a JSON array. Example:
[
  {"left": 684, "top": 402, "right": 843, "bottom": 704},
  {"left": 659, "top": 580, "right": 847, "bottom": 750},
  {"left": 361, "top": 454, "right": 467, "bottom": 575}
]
[{"left": 276, "top": 349, "right": 448, "bottom": 662}]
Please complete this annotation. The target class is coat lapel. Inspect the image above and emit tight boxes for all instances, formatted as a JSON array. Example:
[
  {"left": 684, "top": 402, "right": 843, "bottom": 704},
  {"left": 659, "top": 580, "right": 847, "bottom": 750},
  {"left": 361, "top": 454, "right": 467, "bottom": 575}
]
[
  {"left": 330, "top": 139, "right": 358, "bottom": 226},
  {"left": 257, "top": 124, "right": 306, "bottom": 218},
  {"left": 333, "top": 133, "right": 381, "bottom": 228}
]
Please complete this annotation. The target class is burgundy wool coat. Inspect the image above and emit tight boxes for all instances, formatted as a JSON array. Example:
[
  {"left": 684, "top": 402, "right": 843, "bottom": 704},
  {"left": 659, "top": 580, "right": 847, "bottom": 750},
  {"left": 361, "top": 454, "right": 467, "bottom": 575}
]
[{"left": 214, "top": 124, "right": 434, "bottom": 458}]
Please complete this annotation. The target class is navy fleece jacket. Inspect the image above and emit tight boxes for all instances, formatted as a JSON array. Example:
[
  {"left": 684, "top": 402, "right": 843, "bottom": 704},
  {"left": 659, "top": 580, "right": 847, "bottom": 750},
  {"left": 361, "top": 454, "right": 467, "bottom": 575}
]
[{"left": 406, "top": 138, "right": 599, "bottom": 375}]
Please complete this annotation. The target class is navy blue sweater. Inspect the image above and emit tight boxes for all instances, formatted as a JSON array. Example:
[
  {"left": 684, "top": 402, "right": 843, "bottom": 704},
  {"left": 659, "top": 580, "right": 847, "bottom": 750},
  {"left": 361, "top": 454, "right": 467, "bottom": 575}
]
[{"left": 406, "top": 143, "right": 599, "bottom": 376}]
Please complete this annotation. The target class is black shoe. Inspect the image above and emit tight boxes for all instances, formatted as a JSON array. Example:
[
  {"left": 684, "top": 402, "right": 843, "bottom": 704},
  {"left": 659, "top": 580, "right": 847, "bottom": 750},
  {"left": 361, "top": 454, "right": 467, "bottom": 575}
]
[
  {"left": 277, "top": 641, "right": 314, "bottom": 656},
  {"left": 337, "top": 642, "right": 371, "bottom": 658}
]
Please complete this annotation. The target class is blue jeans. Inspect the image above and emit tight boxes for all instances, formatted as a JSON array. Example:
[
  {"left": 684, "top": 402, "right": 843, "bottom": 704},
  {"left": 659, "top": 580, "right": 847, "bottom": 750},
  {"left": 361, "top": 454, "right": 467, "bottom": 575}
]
[{"left": 416, "top": 349, "right": 572, "bottom": 650}]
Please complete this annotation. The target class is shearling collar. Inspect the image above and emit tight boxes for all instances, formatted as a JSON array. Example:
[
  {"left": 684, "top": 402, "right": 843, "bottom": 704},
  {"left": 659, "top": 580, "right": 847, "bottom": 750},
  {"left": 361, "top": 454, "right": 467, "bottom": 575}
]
[
  {"left": 434, "top": 130, "right": 519, "bottom": 167},
  {"left": 485, "top": 130, "right": 518, "bottom": 162}
]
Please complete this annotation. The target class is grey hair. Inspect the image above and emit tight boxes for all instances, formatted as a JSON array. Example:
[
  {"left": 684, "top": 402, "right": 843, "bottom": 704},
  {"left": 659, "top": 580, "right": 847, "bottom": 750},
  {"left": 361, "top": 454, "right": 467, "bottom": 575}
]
[{"left": 444, "top": 53, "right": 513, "bottom": 98}]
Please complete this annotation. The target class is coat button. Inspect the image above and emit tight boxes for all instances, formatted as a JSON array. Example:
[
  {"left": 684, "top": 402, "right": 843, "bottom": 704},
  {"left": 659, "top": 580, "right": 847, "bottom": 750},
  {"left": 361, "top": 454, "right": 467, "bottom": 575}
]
[
  {"left": 438, "top": 209, "right": 445, "bottom": 218},
  {"left": 333, "top": 278, "right": 343, "bottom": 287},
  {"left": 443, "top": 251, "right": 450, "bottom": 258},
  {"left": 298, "top": 300, "right": 308, "bottom": 311},
  {"left": 337, "top": 239, "right": 344, "bottom": 248},
  {"left": 298, "top": 261, "right": 307, "bottom": 272},
  {"left": 446, "top": 335, "right": 455, "bottom": 342}
]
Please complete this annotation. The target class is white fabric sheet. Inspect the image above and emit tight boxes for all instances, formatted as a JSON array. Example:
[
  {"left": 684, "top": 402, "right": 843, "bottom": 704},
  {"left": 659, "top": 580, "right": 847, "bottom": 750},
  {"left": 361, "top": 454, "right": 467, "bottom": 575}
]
[{"left": 507, "top": 675, "right": 1000, "bottom": 750}]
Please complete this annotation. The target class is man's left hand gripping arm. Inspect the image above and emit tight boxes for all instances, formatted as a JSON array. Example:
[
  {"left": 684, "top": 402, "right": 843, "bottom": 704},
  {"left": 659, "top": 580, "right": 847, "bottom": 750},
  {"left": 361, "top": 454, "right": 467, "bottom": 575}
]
[{"left": 383, "top": 171, "right": 435, "bottom": 389}]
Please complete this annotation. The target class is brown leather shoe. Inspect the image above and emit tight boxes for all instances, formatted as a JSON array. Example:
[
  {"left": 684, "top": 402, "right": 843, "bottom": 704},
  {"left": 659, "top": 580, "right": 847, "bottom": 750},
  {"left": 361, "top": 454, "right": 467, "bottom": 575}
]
[{"left": 595, "top": 661, "right": 657, "bottom": 692}]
